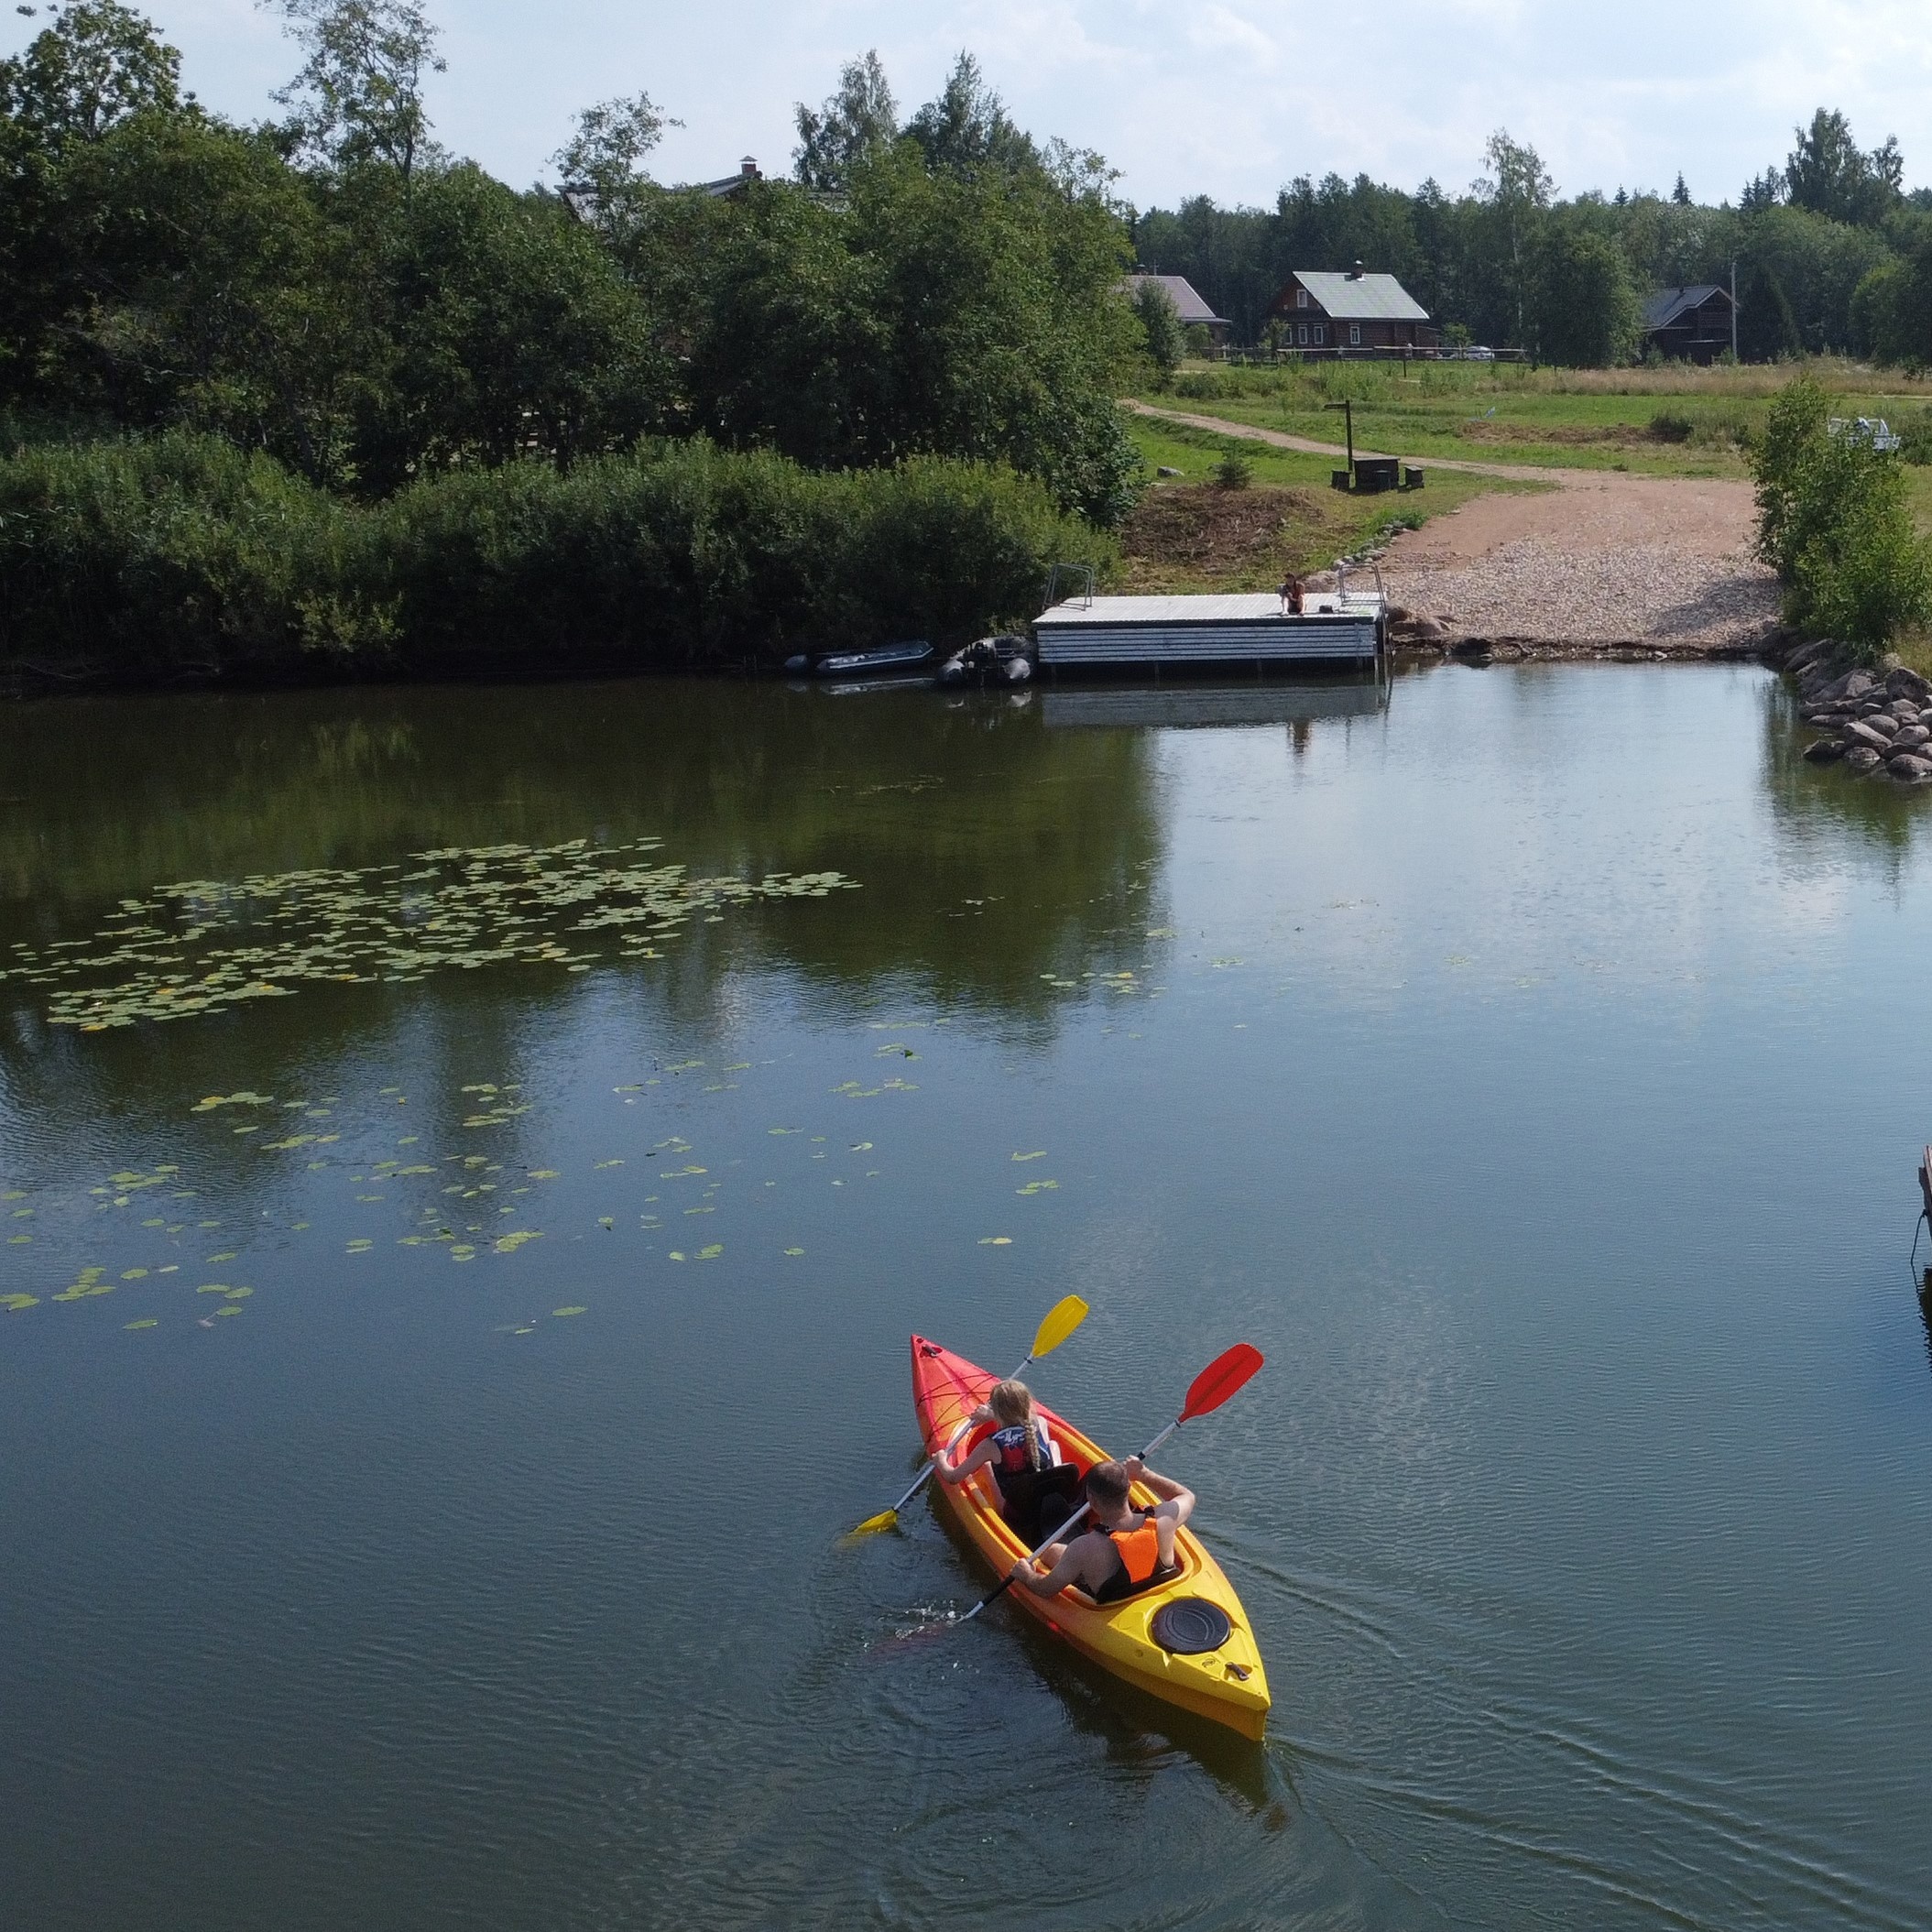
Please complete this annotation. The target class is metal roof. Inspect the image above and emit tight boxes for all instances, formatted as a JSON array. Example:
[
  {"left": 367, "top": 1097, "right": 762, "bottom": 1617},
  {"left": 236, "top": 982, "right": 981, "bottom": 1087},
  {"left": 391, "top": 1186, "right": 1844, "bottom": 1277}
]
[
  {"left": 693, "top": 158, "right": 764, "bottom": 198},
  {"left": 1292, "top": 271, "right": 1430, "bottom": 321},
  {"left": 1120, "top": 274, "right": 1230, "bottom": 326},
  {"left": 1641, "top": 284, "right": 1729, "bottom": 329}
]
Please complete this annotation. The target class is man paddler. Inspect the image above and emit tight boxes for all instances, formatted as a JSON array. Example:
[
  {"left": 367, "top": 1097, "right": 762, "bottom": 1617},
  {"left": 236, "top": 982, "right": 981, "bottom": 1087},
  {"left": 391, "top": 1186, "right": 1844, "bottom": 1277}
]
[{"left": 1006, "top": 1456, "right": 1191, "bottom": 1605}]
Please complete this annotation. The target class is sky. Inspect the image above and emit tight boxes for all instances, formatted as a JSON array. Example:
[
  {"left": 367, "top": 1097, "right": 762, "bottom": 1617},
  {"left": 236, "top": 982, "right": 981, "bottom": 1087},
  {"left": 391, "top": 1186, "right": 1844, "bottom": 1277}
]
[{"left": 8, "top": 0, "right": 1932, "bottom": 209}]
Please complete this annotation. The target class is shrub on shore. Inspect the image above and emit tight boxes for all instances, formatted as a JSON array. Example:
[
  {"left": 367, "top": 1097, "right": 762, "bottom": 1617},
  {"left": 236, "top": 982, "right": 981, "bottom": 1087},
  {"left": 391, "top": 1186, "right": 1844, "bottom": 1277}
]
[
  {"left": 0, "top": 433, "right": 1111, "bottom": 686},
  {"left": 1751, "top": 375, "right": 1932, "bottom": 660}
]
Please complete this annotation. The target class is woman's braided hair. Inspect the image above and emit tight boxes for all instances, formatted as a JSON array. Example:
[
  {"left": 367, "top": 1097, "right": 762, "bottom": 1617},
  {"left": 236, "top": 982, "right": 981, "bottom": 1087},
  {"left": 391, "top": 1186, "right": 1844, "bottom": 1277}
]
[{"left": 988, "top": 1380, "right": 1044, "bottom": 1470}]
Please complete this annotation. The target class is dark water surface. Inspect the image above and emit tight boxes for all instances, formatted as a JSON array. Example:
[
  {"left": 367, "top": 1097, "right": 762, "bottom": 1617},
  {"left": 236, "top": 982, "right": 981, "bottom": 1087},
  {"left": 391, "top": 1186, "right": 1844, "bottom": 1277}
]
[{"left": 3, "top": 665, "right": 1929, "bottom": 1930}]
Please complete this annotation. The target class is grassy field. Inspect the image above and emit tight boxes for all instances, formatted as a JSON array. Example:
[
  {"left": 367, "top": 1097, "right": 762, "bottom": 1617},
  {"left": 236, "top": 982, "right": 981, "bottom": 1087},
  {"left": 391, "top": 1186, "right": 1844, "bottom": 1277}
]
[
  {"left": 1119, "top": 411, "right": 1547, "bottom": 593},
  {"left": 1130, "top": 356, "right": 1932, "bottom": 481},
  {"left": 1907, "top": 468, "right": 1932, "bottom": 540}
]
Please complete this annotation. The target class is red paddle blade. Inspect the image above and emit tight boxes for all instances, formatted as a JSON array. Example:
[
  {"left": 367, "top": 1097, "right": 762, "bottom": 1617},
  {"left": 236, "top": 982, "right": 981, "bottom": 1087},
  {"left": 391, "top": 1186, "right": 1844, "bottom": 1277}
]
[{"left": 1181, "top": 1343, "right": 1264, "bottom": 1422}]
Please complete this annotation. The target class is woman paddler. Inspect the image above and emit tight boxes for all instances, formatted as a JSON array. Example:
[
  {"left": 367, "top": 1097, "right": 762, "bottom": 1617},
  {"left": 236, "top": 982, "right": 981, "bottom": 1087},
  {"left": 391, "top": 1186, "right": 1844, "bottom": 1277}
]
[{"left": 935, "top": 1380, "right": 1065, "bottom": 1531}]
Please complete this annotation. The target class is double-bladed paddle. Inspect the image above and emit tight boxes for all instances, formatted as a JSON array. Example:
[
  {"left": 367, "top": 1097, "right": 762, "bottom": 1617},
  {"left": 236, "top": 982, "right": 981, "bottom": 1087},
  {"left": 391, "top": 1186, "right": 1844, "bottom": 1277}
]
[
  {"left": 846, "top": 1294, "right": 1091, "bottom": 1539},
  {"left": 955, "top": 1341, "right": 1264, "bottom": 1622}
]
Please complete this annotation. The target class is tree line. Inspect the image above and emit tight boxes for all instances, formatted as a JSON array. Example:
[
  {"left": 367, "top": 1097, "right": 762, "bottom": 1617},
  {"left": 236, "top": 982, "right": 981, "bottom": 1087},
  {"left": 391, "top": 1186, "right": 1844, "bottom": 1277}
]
[
  {"left": 1136, "top": 115, "right": 1932, "bottom": 366},
  {"left": 0, "top": 8, "right": 1135, "bottom": 683},
  {"left": 0, "top": 5, "right": 1141, "bottom": 518}
]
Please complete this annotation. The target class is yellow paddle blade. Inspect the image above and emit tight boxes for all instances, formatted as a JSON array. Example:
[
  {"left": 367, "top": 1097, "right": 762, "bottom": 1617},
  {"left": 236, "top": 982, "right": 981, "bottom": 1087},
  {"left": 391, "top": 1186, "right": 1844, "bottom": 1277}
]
[
  {"left": 846, "top": 1507, "right": 899, "bottom": 1539},
  {"left": 1031, "top": 1294, "right": 1089, "bottom": 1360}
]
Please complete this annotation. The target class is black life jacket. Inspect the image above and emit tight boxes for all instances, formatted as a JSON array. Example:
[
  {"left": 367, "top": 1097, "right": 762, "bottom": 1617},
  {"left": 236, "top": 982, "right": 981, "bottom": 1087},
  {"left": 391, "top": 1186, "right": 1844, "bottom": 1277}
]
[{"left": 989, "top": 1421, "right": 1052, "bottom": 1475}]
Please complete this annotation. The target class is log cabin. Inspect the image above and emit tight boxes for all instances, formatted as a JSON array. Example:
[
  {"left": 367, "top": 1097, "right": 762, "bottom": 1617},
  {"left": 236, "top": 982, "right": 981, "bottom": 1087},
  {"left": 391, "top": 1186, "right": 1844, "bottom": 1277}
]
[{"left": 1268, "top": 265, "right": 1440, "bottom": 353}]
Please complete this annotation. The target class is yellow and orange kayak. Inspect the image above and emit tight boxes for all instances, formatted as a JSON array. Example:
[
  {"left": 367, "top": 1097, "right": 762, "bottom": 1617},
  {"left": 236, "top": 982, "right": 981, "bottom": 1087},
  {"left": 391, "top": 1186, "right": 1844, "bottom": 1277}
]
[{"left": 911, "top": 1334, "right": 1271, "bottom": 1740}]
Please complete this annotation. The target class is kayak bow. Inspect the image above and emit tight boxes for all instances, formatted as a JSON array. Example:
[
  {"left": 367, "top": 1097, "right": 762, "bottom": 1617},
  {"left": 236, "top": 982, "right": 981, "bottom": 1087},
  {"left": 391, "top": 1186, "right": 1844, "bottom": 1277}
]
[{"left": 911, "top": 1334, "right": 1271, "bottom": 1740}]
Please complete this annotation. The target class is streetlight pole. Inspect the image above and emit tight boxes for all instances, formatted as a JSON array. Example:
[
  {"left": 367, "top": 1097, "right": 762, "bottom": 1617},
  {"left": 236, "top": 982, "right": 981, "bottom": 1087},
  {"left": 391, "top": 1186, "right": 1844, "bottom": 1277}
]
[{"left": 1730, "top": 257, "right": 1738, "bottom": 364}]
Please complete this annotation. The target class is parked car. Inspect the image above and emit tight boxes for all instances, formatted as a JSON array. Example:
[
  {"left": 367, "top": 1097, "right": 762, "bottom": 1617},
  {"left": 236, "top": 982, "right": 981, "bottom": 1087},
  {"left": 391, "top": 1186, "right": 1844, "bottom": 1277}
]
[{"left": 1828, "top": 416, "right": 1903, "bottom": 453}]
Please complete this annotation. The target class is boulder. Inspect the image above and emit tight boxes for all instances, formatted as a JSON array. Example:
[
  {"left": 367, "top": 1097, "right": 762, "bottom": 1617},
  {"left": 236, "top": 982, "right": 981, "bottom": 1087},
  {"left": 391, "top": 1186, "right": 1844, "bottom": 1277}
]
[
  {"left": 1844, "top": 719, "right": 1894, "bottom": 752},
  {"left": 1892, "top": 724, "right": 1932, "bottom": 753},
  {"left": 1803, "top": 737, "right": 1846, "bottom": 762},
  {"left": 1815, "top": 670, "right": 1877, "bottom": 706},
  {"left": 1844, "top": 745, "right": 1883, "bottom": 773},
  {"left": 1890, "top": 698, "right": 1923, "bottom": 722},
  {"left": 1920, "top": 707, "right": 1932, "bottom": 727},
  {"left": 1786, "top": 639, "right": 1833, "bottom": 673},
  {"left": 1857, "top": 700, "right": 1891, "bottom": 717},
  {"left": 1886, "top": 667, "right": 1932, "bottom": 702},
  {"left": 1889, "top": 753, "right": 1932, "bottom": 781}
]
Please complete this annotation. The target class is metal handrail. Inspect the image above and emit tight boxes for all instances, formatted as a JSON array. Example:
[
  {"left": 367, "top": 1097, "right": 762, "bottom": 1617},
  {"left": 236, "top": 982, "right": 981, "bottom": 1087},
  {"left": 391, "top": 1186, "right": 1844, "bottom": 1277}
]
[
  {"left": 1042, "top": 562, "right": 1095, "bottom": 614},
  {"left": 1333, "top": 560, "right": 1385, "bottom": 609}
]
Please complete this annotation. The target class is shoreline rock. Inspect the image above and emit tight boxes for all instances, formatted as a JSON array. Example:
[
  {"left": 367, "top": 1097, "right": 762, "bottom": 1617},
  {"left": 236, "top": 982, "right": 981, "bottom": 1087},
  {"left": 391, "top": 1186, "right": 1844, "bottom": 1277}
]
[{"left": 1764, "top": 637, "right": 1932, "bottom": 786}]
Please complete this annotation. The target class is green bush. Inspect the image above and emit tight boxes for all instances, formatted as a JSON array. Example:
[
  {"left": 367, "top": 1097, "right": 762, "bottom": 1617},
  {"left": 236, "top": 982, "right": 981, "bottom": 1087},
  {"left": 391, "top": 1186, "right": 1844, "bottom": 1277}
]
[
  {"left": 1130, "top": 277, "right": 1183, "bottom": 380},
  {"left": 1750, "top": 374, "right": 1932, "bottom": 658},
  {"left": 0, "top": 431, "right": 369, "bottom": 678},
  {"left": 1172, "top": 370, "right": 1235, "bottom": 402},
  {"left": 0, "top": 432, "right": 1113, "bottom": 684},
  {"left": 1211, "top": 452, "right": 1254, "bottom": 489},
  {"left": 1894, "top": 407, "right": 1932, "bottom": 465},
  {"left": 1799, "top": 494, "right": 1932, "bottom": 649}
]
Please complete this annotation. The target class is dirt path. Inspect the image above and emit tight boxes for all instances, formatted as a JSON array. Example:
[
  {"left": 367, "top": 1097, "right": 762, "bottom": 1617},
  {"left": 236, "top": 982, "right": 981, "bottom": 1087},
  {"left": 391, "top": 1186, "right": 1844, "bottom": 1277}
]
[{"left": 1124, "top": 400, "right": 1782, "bottom": 650}]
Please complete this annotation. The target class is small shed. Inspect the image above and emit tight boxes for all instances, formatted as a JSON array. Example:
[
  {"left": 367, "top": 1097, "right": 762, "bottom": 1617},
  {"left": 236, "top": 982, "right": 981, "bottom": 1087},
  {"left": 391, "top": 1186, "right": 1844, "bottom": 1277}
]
[
  {"left": 1639, "top": 285, "right": 1733, "bottom": 364},
  {"left": 1119, "top": 273, "right": 1234, "bottom": 345},
  {"left": 1269, "top": 266, "right": 1439, "bottom": 353}
]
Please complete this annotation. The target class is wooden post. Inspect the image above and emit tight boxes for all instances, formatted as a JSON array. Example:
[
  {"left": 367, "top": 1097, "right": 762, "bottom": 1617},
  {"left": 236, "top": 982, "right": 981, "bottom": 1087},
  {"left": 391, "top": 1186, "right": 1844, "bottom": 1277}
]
[{"left": 1322, "top": 398, "right": 1355, "bottom": 487}]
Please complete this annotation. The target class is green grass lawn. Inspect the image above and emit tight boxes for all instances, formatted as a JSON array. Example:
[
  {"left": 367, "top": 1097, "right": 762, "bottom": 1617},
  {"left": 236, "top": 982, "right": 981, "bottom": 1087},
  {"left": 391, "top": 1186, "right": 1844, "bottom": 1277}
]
[
  {"left": 1119, "top": 413, "right": 1548, "bottom": 592},
  {"left": 1907, "top": 467, "right": 1932, "bottom": 540},
  {"left": 1130, "top": 355, "right": 1932, "bottom": 481}
]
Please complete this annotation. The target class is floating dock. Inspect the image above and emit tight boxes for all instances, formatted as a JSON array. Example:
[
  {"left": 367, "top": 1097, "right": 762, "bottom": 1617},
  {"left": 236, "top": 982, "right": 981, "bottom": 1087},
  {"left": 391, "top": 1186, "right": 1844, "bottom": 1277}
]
[{"left": 1033, "top": 587, "right": 1385, "bottom": 671}]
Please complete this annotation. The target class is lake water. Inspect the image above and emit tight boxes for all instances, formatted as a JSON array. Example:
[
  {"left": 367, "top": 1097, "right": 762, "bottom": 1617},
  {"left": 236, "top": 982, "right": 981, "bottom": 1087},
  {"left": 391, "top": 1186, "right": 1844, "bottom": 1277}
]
[{"left": 4, "top": 664, "right": 1929, "bottom": 1931}]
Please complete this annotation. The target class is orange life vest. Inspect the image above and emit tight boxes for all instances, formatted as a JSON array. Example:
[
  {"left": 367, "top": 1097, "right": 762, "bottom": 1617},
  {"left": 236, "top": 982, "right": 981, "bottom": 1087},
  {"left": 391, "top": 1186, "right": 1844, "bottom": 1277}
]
[{"left": 1100, "top": 1511, "right": 1162, "bottom": 1586}]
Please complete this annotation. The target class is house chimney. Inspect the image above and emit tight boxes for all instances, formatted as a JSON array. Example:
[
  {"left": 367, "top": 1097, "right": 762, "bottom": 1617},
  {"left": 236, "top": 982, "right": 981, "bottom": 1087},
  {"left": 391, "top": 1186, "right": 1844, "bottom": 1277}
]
[
  {"left": 741, "top": 156, "right": 759, "bottom": 179},
  {"left": 1350, "top": 259, "right": 1364, "bottom": 279}
]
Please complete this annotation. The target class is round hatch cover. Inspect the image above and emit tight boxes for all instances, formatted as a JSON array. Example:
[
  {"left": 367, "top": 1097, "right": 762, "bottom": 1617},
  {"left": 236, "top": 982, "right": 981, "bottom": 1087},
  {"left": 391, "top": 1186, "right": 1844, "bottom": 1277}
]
[{"left": 1150, "top": 1598, "right": 1232, "bottom": 1655}]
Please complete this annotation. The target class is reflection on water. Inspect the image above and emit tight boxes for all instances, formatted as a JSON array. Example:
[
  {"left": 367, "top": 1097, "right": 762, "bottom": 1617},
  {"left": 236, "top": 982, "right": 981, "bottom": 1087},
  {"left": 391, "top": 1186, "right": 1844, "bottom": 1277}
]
[
  {"left": 5, "top": 662, "right": 1932, "bottom": 1932},
  {"left": 1042, "top": 674, "right": 1387, "bottom": 733}
]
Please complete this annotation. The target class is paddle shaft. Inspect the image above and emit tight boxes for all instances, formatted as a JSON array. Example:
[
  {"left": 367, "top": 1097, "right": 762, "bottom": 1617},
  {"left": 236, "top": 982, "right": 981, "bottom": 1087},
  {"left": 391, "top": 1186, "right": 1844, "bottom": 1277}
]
[
  {"left": 958, "top": 1416, "right": 1182, "bottom": 1622},
  {"left": 886, "top": 1346, "right": 1045, "bottom": 1519}
]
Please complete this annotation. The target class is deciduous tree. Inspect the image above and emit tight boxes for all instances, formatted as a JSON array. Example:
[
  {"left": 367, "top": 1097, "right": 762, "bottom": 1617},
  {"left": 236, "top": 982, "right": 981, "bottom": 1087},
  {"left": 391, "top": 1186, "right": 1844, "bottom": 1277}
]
[
  {"left": 1783, "top": 109, "right": 1902, "bottom": 228},
  {"left": 1528, "top": 218, "right": 1639, "bottom": 366},
  {"left": 265, "top": 0, "right": 444, "bottom": 184},
  {"left": 792, "top": 51, "right": 894, "bottom": 193}
]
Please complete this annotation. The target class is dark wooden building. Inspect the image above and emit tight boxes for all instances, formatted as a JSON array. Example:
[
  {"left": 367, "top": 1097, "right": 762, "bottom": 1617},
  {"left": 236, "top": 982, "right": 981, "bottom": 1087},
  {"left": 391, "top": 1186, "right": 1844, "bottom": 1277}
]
[
  {"left": 1119, "top": 273, "right": 1234, "bottom": 345},
  {"left": 1639, "top": 285, "right": 1734, "bottom": 363},
  {"left": 1268, "top": 267, "right": 1439, "bottom": 352}
]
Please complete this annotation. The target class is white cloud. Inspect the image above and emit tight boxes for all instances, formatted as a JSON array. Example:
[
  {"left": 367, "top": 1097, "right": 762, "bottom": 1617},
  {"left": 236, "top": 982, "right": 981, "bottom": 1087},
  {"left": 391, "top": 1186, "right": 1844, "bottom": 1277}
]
[{"left": 1183, "top": 5, "right": 1279, "bottom": 64}]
